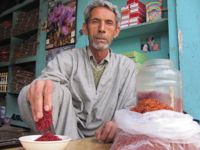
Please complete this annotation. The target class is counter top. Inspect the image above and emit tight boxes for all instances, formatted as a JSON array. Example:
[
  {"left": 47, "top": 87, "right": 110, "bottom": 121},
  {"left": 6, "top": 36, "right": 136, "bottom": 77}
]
[{"left": 2, "top": 137, "right": 111, "bottom": 150}]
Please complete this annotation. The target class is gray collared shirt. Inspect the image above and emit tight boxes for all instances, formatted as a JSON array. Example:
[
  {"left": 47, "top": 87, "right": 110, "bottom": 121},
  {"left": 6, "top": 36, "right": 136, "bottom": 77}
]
[
  {"left": 87, "top": 47, "right": 111, "bottom": 88},
  {"left": 87, "top": 47, "right": 110, "bottom": 70}
]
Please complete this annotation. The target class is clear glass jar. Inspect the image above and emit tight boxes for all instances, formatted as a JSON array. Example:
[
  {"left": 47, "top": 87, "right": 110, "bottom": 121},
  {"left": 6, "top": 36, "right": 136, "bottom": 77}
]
[{"left": 136, "top": 59, "right": 183, "bottom": 112}]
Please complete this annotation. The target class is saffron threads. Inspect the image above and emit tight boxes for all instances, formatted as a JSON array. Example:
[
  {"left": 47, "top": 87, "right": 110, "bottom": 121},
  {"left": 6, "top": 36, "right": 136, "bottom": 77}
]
[
  {"left": 131, "top": 98, "right": 174, "bottom": 113},
  {"left": 35, "top": 110, "right": 62, "bottom": 141},
  {"left": 35, "top": 110, "right": 52, "bottom": 132},
  {"left": 35, "top": 132, "right": 61, "bottom": 141}
]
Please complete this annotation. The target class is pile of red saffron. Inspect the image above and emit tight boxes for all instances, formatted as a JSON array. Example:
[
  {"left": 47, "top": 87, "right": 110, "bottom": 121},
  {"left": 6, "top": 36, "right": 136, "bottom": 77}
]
[
  {"left": 35, "top": 110, "right": 62, "bottom": 141},
  {"left": 35, "top": 132, "right": 61, "bottom": 141},
  {"left": 36, "top": 110, "right": 52, "bottom": 131}
]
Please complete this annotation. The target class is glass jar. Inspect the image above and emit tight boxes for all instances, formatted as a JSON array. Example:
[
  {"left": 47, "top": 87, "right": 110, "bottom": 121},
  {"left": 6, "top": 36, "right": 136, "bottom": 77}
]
[{"left": 136, "top": 59, "right": 183, "bottom": 112}]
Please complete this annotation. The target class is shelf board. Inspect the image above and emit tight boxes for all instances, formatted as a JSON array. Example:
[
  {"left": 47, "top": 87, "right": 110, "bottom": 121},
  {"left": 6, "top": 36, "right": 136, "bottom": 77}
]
[
  {"left": 0, "top": 0, "right": 35, "bottom": 18},
  {"left": 10, "top": 120, "right": 29, "bottom": 128},
  {"left": 13, "top": 28, "right": 38, "bottom": 39},
  {"left": 0, "top": 38, "right": 11, "bottom": 45},
  {"left": 116, "top": 18, "right": 168, "bottom": 40},
  {"left": 0, "top": 62, "right": 9, "bottom": 67},
  {"left": 7, "top": 91, "right": 19, "bottom": 95},
  {"left": 0, "top": 91, "right": 7, "bottom": 94},
  {"left": 13, "top": 56, "right": 36, "bottom": 64}
]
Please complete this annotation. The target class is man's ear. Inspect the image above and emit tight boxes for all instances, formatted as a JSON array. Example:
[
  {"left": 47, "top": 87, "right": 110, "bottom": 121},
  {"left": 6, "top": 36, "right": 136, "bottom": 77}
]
[
  {"left": 113, "top": 26, "right": 120, "bottom": 38},
  {"left": 82, "top": 23, "right": 88, "bottom": 35}
]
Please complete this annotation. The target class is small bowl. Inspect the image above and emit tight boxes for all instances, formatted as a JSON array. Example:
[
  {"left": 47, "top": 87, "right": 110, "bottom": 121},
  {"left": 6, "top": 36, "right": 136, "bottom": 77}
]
[{"left": 19, "top": 135, "right": 71, "bottom": 150}]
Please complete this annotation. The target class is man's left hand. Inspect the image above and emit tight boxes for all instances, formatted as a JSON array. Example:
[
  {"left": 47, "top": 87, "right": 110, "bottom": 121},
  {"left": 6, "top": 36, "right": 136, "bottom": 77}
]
[{"left": 95, "top": 121, "right": 118, "bottom": 143}]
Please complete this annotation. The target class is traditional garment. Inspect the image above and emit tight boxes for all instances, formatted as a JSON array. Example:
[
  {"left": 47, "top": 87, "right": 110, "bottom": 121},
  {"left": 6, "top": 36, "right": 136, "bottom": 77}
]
[{"left": 18, "top": 47, "right": 137, "bottom": 139}]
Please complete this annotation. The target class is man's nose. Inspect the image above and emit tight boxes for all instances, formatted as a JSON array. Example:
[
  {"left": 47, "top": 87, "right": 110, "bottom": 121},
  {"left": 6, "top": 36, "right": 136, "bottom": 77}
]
[{"left": 98, "top": 21, "right": 106, "bottom": 33}]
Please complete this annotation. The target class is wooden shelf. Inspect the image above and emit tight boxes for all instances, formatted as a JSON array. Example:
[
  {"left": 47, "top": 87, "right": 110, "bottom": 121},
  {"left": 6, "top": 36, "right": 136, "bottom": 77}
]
[
  {"left": 0, "top": 62, "right": 9, "bottom": 67},
  {"left": 13, "top": 28, "right": 38, "bottom": 39},
  {"left": 13, "top": 56, "right": 36, "bottom": 64},
  {"left": 0, "top": 38, "right": 11, "bottom": 44},
  {"left": 10, "top": 120, "right": 29, "bottom": 128},
  {"left": 116, "top": 18, "right": 168, "bottom": 40},
  {"left": 0, "top": 0, "right": 35, "bottom": 18}
]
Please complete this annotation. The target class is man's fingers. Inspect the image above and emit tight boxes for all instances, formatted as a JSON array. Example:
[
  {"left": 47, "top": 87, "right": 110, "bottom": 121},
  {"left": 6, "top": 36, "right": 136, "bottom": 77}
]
[
  {"left": 96, "top": 126, "right": 103, "bottom": 141},
  {"left": 96, "top": 121, "right": 117, "bottom": 143},
  {"left": 34, "top": 81, "right": 45, "bottom": 120},
  {"left": 43, "top": 80, "right": 53, "bottom": 111},
  {"left": 105, "top": 124, "right": 117, "bottom": 143},
  {"left": 101, "top": 121, "right": 113, "bottom": 142},
  {"left": 28, "top": 82, "right": 39, "bottom": 121},
  {"left": 27, "top": 80, "right": 46, "bottom": 121}
]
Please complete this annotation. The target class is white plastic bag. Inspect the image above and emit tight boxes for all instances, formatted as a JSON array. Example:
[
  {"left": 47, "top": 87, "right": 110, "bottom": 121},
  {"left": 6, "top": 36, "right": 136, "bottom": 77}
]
[{"left": 110, "top": 109, "right": 200, "bottom": 150}]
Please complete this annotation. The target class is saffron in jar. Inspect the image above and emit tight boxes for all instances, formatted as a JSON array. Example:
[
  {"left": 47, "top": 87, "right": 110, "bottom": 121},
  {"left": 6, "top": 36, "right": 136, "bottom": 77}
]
[{"left": 131, "top": 98, "right": 174, "bottom": 113}]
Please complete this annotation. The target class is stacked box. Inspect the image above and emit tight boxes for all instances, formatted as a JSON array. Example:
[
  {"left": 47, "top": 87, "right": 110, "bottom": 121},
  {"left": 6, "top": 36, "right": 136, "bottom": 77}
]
[
  {"left": 129, "top": 1, "right": 146, "bottom": 26},
  {"left": 0, "top": 45, "right": 9, "bottom": 62},
  {"left": 0, "top": 72, "right": 8, "bottom": 92},
  {"left": 0, "top": 21, "right": 12, "bottom": 40},
  {"left": 12, "top": 9, "right": 39, "bottom": 36},
  {"left": 146, "top": 1, "right": 162, "bottom": 22},
  {"left": 11, "top": 66, "right": 34, "bottom": 93},
  {"left": 14, "top": 34, "right": 37, "bottom": 58},
  {"left": 120, "top": 5, "right": 130, "bottom": 28},
  {"left": 120, "top": 0, "right": 146, "bottom": 29}
]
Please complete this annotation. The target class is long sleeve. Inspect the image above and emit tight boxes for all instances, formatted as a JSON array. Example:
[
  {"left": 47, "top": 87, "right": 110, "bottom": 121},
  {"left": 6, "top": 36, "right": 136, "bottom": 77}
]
[{"left": 18, "top": 47, "right": 137, "bottom": 138}]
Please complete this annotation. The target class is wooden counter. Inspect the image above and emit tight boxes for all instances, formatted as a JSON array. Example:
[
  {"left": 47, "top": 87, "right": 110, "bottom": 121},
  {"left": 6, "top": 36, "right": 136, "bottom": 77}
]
[{"left": 2, "top": 137, "right": 111, "bottom": 150}]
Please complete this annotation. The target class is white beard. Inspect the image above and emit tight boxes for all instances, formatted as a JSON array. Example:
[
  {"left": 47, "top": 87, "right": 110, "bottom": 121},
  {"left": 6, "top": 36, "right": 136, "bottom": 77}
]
[{"left": 92, "top": 42, "right": 109, "bottom": 50}]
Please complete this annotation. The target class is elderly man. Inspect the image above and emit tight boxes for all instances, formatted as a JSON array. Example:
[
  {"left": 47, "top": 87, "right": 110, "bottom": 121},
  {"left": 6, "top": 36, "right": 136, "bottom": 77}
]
[{"left": 18, "top": 0, "right": 136, "bottom": 143}]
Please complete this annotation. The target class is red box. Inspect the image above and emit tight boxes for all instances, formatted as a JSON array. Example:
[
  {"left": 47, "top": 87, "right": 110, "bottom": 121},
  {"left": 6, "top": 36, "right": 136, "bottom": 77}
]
[
  {"left": 121, "top": 14, "right": 130, "bottom": 20},
  {"left": 120, "top": 19, "right": 129, "bottom": 25},
  {"left": 127, "top": 0, "right": 139, "bottom": 5},
  {"left": 130, "top": 7, "right": 146, "bottom": 16},
  {"left": 130, "top": 12, "right": 145, "bottom": 19},
  {"left": 120, "top": 23, "right": 129, "bottom": 29},
  {"left": 121, "top": 5, "right": 130, "bottom": 16},
  {"left": 129, "top": 1, "right": 146, "bottom": 10},
  {"left": 129, "top": 16, "right": 144, "bottom": 24}
]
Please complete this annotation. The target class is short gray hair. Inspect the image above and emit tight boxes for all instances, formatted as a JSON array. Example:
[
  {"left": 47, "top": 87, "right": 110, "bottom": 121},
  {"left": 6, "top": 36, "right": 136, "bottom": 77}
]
[{"left": 84, "top": 0, "right": 121, "bottom": 25}]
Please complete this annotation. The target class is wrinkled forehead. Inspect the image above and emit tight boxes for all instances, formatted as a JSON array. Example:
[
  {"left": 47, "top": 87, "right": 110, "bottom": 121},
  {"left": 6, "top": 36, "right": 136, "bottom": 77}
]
[{"left": 89, "top": 7, "right": 117, "bottom": 21}]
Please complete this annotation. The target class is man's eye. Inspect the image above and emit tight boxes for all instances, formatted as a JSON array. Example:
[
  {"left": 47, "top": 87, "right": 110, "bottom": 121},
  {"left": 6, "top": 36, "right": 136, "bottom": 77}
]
[
  {"left": 90, "top": 19, "right": 99, "bottom": 24},
  {"left": 106, "top": 21, "right": 114, "bottom": 26}
]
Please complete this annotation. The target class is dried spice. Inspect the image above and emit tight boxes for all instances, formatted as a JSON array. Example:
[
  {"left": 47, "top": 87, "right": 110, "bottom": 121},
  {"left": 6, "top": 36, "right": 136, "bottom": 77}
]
[
  {"left": 110, "top": 132, "right": 198, "bottom": 150},
  {"left": 35, "top": 110, "right": 62, "bottom": 141},
  {"left": 131, "top": 98, "right": 174, "bottom": 113},
  {"left": 35, "top": 132, "right": 61, "bottom": 141},
  {"left": 137, "top": 91, "right": 183, "bottom": 112},
  {"left": 35, "top": 110, "right": 52, "bottom": 132}
]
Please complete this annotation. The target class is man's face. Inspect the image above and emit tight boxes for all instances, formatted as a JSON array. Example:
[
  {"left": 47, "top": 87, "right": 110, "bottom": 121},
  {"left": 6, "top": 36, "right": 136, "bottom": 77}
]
[{"left": 83, "top": 7, "right": 120, "bottom": 51}]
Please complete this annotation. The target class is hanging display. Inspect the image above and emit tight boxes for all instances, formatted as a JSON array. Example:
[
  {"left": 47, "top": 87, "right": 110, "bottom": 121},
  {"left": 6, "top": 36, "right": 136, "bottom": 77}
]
[{"left": 46, "top": 0, "right": 77, "bottom": 50}]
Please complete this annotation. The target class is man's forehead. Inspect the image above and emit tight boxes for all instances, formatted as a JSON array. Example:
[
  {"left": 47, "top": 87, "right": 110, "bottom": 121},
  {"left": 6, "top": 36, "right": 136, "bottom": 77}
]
[{"left": 90, "top": 7, "right": 116, "bottom": 19}]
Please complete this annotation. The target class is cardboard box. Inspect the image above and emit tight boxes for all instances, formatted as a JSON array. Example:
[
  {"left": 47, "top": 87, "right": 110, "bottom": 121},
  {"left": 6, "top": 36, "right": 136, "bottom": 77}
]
[
  {"left": 129, "top": 1, "right": 146, "bottom": 10},
  {"left": 146, "top": 1, "right": 162, "bottom": 22},
  {"left": 127, "top": 0, "right": 139, "bottom": 5}
]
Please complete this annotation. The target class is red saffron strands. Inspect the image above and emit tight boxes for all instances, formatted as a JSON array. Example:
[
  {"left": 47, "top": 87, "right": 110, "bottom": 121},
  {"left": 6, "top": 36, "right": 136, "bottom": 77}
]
[
  {"left": 131, "top": 98, "right": 174, "bottom": 113},
  {"left": 35, "top": 132, "right": 61, "bottom": 141},
  {"left": 35, "top": 110, "right": 52, "bottom": 132},
  {"left": 35, "top": 110, "right": 62, "bottom": 141}
]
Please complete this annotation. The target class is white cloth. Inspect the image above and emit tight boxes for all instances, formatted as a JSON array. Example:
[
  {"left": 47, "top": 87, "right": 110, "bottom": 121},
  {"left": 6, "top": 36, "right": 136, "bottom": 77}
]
[{"left": 18, "top": 47, "right": 137, "bottom": 139}]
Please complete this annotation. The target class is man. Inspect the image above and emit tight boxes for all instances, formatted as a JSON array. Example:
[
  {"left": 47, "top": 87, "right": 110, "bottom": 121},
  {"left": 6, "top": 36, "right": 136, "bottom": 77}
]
[{"left": 18, "top": 0, "right": 136, "bottom": 143}]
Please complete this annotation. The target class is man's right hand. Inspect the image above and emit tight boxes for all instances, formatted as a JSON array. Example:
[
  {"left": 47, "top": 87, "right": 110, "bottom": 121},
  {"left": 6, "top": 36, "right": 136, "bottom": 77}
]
[{"left": 27, "top": 80, "right": 53, "bottom": 122}]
